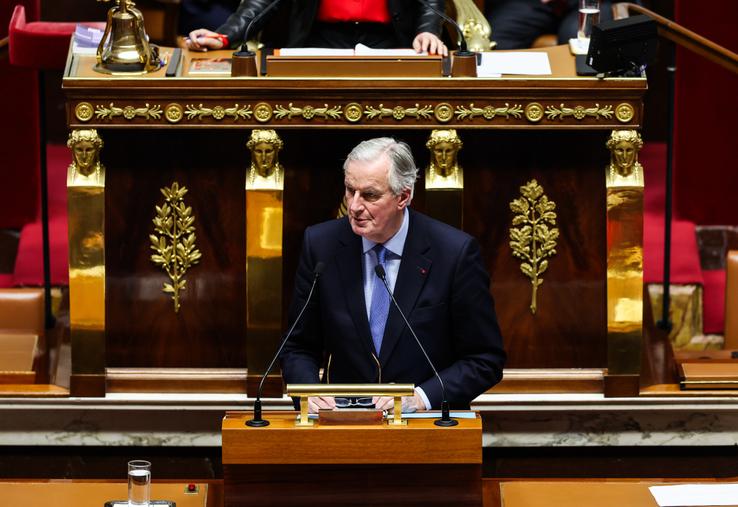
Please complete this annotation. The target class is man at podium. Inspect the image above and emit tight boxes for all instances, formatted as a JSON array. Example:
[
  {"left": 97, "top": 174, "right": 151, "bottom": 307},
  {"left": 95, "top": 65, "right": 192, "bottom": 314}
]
[
  {"left": 186, "top": 0, "right": 448, "bottom": 56},
  {"left": 280, "top": 138, "right": 505, "bottom": 414}
]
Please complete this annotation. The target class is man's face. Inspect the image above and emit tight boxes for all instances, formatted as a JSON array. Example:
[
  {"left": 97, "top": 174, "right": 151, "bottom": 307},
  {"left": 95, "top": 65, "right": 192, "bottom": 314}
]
[
  {"left": 252, "top": 142, "right": 276, "bottom": 176},
  {"left": 344, "top": 154, "right": 410, "bottom": 244}
]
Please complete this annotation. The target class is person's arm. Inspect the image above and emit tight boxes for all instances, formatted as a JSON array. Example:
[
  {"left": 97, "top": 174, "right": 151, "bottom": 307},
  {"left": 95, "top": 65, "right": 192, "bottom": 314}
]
[
  {"left": 413, "top": 0, "right": 448, "bottom": 56},
  {"left": 186, "top": 0, "right": 273, "bottom": 51},
  {"left": 417, "top": 237, "right": 506, "bottom": 408}
]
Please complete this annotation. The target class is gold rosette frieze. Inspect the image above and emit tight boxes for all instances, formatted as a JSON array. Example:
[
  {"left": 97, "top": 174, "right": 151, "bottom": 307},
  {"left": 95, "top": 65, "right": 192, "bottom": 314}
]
[
  {"left": 545, "top": 103, "right": 614, "bottom": 121},
  {"left": 274, "top": 103, "right": 342, "bottom": 120},
  {"left": 185, "top": 103, "right": 253, "bottom": 121},
  {"left": 455, "top": 103, "right": 523, "bottom": 121},
  {"left": 364, "top": 103, "right": 434, "bottom": 121},
  {"left": 95, "top": 103, "right": 162, "bottom": 121}
]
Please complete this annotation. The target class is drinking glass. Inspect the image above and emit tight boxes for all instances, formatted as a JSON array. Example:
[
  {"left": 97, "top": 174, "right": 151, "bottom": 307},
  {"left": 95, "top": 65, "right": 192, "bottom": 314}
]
[
  {"left": 578, "top": 0, "right": 601, "bottom": 42},
  {"left": 128, "top": 460, "right": 151, "bottom": 507}
]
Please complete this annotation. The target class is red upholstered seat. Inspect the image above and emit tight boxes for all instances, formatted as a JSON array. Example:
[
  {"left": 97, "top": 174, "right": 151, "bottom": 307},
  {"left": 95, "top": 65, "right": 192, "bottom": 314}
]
[{"left": 8, "top": 4, "right": 77, "bottom": 70}]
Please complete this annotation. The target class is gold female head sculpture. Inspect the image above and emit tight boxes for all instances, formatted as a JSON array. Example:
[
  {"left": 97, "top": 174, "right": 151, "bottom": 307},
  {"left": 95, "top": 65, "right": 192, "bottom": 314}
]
[
  {"left": 67, "top": 129, "right": 104, "bottom": 179},
  {"left": 606, "top": 130, "right": 643, "bottom": 177}
]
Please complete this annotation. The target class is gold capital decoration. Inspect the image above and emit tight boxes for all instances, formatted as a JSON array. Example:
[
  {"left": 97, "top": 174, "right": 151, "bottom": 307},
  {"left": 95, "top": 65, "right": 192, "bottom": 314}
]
[
  {"left": 150, "top": 182, "right": 202, "bottom": 312},
  {"left": 509, "top": 180, "right": 559, "bottom": 315}
]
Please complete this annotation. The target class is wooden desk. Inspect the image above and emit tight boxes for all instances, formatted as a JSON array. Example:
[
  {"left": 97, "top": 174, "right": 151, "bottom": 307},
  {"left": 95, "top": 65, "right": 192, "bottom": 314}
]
[{"left": 0, "top": 481, "right": 209, "bottom": 507}]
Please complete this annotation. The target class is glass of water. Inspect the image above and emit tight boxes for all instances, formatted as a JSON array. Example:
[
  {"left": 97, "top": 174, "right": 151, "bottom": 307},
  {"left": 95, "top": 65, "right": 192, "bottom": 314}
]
[
  {"left": 128, "top": 460, "right": 151, "bottom": 507},
  {"left": 578, "top": 0, "right": 601, "bottom": 42}
]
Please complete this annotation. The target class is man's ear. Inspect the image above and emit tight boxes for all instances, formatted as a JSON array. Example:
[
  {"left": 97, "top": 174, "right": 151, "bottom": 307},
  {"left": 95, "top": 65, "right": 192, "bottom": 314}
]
[{"left": 397, "top": 188, "right": 412, "bottom": 209}]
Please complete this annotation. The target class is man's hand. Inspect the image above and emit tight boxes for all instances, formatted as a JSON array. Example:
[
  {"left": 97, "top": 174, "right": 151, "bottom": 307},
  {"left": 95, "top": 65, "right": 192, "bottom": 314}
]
[
  {"left": 372, "top": 393, "right": 425, "bottom": 413},
  {"left": 307, "top": 396, "right": 336, "bottom": 414},
  {"left": 186, "top": 29, "right": 225, "bottom": 51},
  {"left": 413, "top": 32, "right": 448, "bottom": 56}
]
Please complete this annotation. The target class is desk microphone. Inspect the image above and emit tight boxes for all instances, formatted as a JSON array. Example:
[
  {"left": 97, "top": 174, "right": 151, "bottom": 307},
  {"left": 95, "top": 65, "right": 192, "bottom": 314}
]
[
  {"left": 236, "top": 0, "right": 283, "bottom": 55},
  {"left": 246, "top": 261, "right": 324, "bottom": 427},
  {"left": 374, "top": 265, "right": 458, "bottom": 427},
  {"left": 416, "top": 0, "right": 475, "bottom": 57}
]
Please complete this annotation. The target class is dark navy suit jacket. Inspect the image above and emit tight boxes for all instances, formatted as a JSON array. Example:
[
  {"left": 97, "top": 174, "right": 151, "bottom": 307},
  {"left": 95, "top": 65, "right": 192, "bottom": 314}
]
[{"left": 280, "top": 209, "right": 505, "bottom": 409}]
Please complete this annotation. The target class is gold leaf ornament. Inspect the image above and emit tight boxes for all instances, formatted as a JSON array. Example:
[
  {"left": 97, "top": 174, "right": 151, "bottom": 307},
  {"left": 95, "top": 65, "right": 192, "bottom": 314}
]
[
  {"left": 150, "top": 182, "right": 202, "bottom": 312},
  {"left": 509, "top": 180, "right": 559, "bottom": 315}
]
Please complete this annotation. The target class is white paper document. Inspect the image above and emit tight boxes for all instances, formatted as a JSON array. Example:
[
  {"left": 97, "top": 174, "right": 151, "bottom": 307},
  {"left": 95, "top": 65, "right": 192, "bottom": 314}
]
[
  {"left": 649, "top": 484, "right": 738, "bottom": 506},
  {"left": 477, "top": 52, "right": 552, "bottom": 77},
  {"left": 279, "top": 44, "right": 424, "bottom": 57}
]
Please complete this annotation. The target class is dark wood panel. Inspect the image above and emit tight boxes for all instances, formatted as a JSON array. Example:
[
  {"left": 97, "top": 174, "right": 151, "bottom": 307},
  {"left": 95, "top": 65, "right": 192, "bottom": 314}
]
[
  {"left": 105, "top": 130, "right": 247, "bottom": 368},
  {"left": 224, "top": 464, "right": 482, "bottom": 507}
]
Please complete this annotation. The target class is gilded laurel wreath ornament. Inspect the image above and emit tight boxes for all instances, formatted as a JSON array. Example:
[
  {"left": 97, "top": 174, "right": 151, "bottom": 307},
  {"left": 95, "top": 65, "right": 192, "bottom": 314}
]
[
  {"left": 363, "top": 103, "right": 433, "bottom": 120},
  {"left": 184, "top": 103, "right": 253, "bottom": 121},
  {"left": 509, "top": 179, "right": 559, "bottom": 315},
  {"left": 150, "top": 182, "right": 202, "bottom": 313},
  {"left": 274, "top": 103, "right": 343, "bottom": 120}
]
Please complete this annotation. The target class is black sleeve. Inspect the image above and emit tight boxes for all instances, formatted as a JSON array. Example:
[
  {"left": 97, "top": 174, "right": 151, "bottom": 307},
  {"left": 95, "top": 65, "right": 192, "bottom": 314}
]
[{"left": 215, "top": 0, "right": 275, "bottom": 47}]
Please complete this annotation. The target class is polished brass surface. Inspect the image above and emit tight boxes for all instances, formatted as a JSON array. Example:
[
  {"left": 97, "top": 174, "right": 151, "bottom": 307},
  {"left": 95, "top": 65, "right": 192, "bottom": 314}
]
[
  {"left": 452, "top": 0, "right": 495, "bottom": 51},
  {"left": 246, "top": 130, "right": 284, "bottom": 387},
  {"left": 509, "top": 180, "right": 559, "bottom": 315},
  {"left": 344, "top": 102, "right": 363, "bottom": 123},
  {"left": 524, "top": 102, "right": 544, "bottom": 123},
  {"left": 95, "top": 0, "right": 161, "bottom": 74},
  {"left": 253, "top": 102, "right": 273, "bottom": 123},
  {"left": 546, "top": 103, "right": 614, "bottom": 121},
  {"left": 456, "top": 103, "right": 523, "bottom": 120},
  {"left": 67, "top": 130, "right": 106, "bottom": 379},
  {"left": 606, "top": 130, "right": 644, "bottom": 375},
  {"left": 615, "top": 103, "right": 635, "bottom": 123},
  {"left": 287, "top": 383, "right": 415, "bottom": 427},
  {"left": 149, "top": 182, "right": 203, "bottom": 313},
  {"left": 433, "top": 103, "right": 454, "bottom": 123},
  {"left": 164, "top": 103, "right": 184, "bottom": 123}
]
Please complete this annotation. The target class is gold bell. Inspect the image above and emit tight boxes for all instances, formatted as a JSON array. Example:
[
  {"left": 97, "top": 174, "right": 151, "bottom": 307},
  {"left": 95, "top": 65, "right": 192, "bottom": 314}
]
[{"left": 94, "top": 0, "right": 161, "bottom": 74}]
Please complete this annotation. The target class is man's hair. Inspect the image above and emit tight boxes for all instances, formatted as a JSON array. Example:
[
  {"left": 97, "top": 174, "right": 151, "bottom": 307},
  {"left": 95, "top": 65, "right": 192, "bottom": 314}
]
[{"left": 343, "top": 137, "right": 418, "bottom": 197}]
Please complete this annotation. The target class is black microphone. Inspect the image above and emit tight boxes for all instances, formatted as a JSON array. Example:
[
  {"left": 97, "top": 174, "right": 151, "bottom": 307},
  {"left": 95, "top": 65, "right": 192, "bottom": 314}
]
[
  {"left": 235, "top": 0, "right": 283, "bottom": 56},
  {"left": 416, "top": 0, "right": 474, "bottom": 56},
  {"left": 374, "top": 264, "right": 458, "bottom": 427},
  {"left": 246, "top": 261, "right": 324, "bottom": 427}
]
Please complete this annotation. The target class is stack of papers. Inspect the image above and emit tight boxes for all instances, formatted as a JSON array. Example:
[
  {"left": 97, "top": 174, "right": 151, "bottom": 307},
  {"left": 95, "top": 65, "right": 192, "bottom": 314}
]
[
  {"left": 476, "top": 52, "right": 552, "bottom": 77},
  {"left": 279, "top": 43, "right": 426, "bottom": 57},
  {"left": 649, "top": 484, "right": 738, "bottom": 506},
  {"left": 73, "top": 24, "right": 104, "bottom": 55}
]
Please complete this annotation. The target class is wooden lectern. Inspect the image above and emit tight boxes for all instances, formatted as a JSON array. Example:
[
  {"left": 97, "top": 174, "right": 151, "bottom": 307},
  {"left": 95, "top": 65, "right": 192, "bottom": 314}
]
[{"left": 222, "top": 411, "right": 483, "bottom": 507}]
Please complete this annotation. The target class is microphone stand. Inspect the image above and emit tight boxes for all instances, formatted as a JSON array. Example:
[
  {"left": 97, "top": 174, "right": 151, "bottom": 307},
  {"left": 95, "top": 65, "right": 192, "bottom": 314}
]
[
  {"left": 247, "top": 262, "right": 324, "bottom": 427},
  {"left": 375, "top": 265, "right": 458, "bottom": 427},
  {"left": 416, "top": 0, "right": 477, "bottom": 77},
  {"left": 231, "top": 0, "right": 283, "bottom": 77}
]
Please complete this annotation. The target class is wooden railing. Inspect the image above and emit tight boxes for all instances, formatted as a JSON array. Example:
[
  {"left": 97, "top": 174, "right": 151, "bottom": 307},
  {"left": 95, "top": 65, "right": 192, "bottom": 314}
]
[{"left": 616, "top": 2, "right": 738, "bottom": 74}]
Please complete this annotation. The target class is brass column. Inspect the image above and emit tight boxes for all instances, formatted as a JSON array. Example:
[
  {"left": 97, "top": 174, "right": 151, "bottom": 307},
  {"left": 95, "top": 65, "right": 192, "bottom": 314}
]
[
  {"left": 424, "top": 129, "right": 464, "bottom": 229},
  {"left": 67, "top": 129, "right": 106, "bottom": 396},
  {"left": 245, "top": 130, "right": 284, "bottom": 396},
  {"left": 604, "top": 130, "right": 644, "bottom": 397}
]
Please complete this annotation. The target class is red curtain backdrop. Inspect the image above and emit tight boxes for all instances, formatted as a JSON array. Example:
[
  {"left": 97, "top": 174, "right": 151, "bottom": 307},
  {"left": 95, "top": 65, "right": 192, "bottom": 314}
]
[{"left": 674, "top": 1, "right": 738, "bottom": 225}]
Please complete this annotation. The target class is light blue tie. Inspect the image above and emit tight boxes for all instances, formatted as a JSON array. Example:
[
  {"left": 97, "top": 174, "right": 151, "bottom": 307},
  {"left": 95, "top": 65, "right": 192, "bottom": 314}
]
[{"left": 369, "top": 244, "right": 390, "bottom": 355}]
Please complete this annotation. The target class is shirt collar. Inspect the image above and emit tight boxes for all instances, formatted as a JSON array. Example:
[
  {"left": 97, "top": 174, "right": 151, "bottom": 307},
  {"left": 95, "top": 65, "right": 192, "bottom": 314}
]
[{"left": 362, "top": 207, "right": 409, "bottom": 257}]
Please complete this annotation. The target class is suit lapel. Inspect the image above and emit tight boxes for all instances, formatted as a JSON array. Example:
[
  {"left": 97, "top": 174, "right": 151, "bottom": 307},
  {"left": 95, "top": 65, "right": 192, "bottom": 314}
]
[
  {"left": 334, "top": 221, "right": 376, "bottom": 361},
  {"left": 379, "top": 211, "right": 432, "bottom": 366}
]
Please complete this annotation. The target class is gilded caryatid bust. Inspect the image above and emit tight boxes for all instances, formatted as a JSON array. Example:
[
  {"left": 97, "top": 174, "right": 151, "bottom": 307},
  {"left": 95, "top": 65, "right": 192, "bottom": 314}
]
[
  {"left": 67, "top": 129, "right": 105, "bottom": 186},
  {"left": 606, "top": 130, "right": 644, "bottom": 187},
  {"left": 246, "top": 129, "right": 284, "bottom": 190},
  {"left": 425, "top": 129, "right": 464, "bottom": 189}
]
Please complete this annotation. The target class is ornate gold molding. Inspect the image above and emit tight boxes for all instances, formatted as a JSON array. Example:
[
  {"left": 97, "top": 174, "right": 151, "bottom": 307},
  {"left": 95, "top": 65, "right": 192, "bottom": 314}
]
[
  {"left": 75, "top": 101, "right": 635, "bottom": 126},
  {"left": 545, "top": 103, "right": 614, "bottom": 121},
  {"left": 150, "top": 182, "right": 202, "bottom": 313},
  {"left": 185, "top": 103, "right": 253, "bottom": 121},
  {"left": 456, "top": 103, "right": 523, "bottom": 120},
  {"left": 95, "top": 103, "right": 162, "bottom": 120},
  {"left": 509, "top": 180, "right": 559, "bottom": 315},
  {"left": 364, "top": 103, "right": 434, "bottom": 120},
  {"left": 274, "top": 103, "right": 342, "bottom": 120}
]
